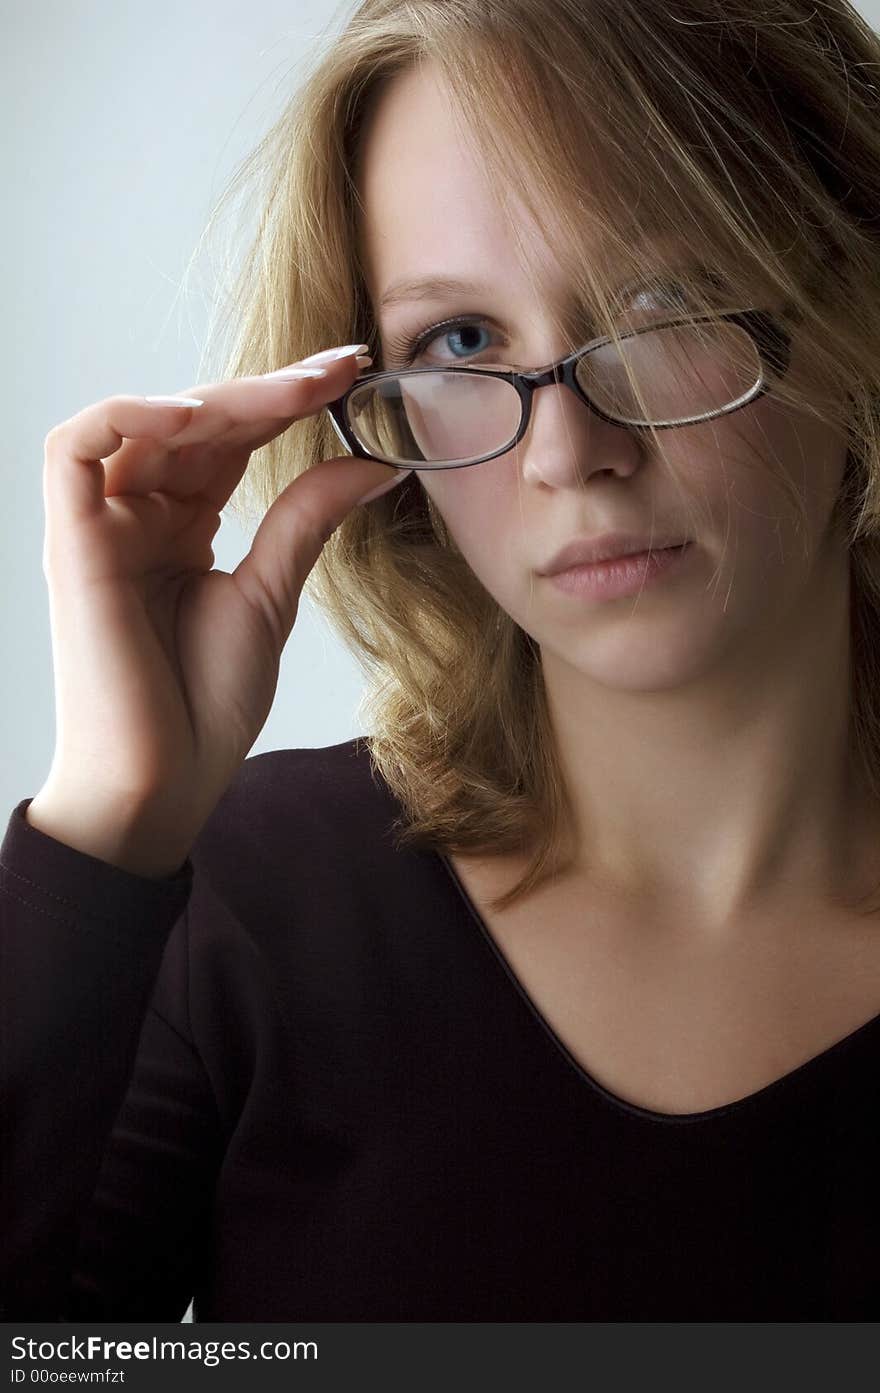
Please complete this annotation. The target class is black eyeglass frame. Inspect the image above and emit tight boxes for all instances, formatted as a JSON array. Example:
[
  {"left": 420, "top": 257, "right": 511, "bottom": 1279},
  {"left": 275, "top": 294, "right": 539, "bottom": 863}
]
[{"left": 325, "top": 305, "right": 800, "bottom": 472}]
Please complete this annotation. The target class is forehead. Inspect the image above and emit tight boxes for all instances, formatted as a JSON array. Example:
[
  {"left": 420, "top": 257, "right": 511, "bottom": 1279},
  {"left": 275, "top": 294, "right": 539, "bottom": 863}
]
[
  {"left": 354, "top": 63, "right": 676, "bottom": 319},
  {"left": 354, "top": 66, "right": 526, "bottom": 293}
]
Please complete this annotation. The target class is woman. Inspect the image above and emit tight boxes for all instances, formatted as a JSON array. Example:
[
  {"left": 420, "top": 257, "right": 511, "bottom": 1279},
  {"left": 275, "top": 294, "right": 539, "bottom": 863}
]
[{"left": 4, "top": 0, "right": 880, "bottom": 1320}]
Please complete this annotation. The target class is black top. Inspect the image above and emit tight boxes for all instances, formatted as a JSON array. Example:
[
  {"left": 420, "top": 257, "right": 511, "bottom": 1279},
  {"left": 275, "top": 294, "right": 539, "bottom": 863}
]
[{"left": 2, "top": 736, "right": 879, "bottom": 1321}]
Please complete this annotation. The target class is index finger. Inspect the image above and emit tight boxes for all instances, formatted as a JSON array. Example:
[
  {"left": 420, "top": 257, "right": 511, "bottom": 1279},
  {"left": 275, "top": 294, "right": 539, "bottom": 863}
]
[
  {"left": 44, "top": 350, "right": 372, "bottom": 525},
  {"left": 129, "top": 350, "right": 371, "bottom": 477}
]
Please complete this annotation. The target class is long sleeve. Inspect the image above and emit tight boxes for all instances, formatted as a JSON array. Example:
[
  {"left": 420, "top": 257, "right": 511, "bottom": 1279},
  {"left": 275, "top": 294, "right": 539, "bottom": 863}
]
[{"left": 0, "top": 797, "right": 222, "bottom": 1320}]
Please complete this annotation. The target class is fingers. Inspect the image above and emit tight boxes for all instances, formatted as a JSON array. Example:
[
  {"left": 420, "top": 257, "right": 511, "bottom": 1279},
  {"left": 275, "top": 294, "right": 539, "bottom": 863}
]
[
  {"left": 42, "top": 348, "right": 370, "bottom": 527},
  {"left": 42, "top": 399, "right": 204, "bottom": 527},
  {"left": 41, "top": 342, "right": 411, "bottom": 632},
  {"left": 155, "top": 345, "right": 372, "bottom": 463}
]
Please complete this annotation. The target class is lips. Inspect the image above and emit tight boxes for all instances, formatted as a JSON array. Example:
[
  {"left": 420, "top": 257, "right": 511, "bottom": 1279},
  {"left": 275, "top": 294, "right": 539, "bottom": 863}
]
[
  {"left": 540, "top": 533, "right": 687, "bottom": 575},
  {"left": 546, "top": 541, "right": 693, "bottom": 600}
]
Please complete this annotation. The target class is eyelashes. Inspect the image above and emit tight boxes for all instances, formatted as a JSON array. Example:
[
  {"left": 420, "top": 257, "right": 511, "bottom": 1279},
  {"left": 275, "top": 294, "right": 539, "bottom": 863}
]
[{"left": 382, "top": 316, "right": 496, "bottom": 368}]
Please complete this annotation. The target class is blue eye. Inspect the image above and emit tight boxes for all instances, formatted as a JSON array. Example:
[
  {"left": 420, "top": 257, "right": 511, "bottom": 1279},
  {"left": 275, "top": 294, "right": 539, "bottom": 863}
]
[
  {"left": 441, "top": 323, "right": 492, "bottom": 359},
  {"left": 384, "top": 317, "right": 499, "bottom": 369}
]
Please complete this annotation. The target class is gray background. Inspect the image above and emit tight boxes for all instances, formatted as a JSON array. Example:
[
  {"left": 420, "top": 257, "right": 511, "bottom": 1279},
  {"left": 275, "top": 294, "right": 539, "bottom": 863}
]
[{"left": 4, "top": 0, "right": 879, "bottom": 1322}]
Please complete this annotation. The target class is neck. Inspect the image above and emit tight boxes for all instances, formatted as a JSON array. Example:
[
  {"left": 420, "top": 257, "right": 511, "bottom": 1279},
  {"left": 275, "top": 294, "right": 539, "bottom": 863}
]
[{"left": 541, "top": 546, "right": 879, "bottom": 927}]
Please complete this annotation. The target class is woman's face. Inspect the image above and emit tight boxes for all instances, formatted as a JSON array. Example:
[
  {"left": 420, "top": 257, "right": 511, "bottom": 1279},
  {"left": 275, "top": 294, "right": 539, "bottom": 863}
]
[{"left": 355, "top": 61, "right": 852, "bottom": 692}]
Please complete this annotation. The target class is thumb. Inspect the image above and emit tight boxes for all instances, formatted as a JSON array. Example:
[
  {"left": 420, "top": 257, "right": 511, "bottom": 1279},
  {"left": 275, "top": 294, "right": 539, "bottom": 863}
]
[{"left": 231, "top": 458, "right": 412, "bottom": 649}]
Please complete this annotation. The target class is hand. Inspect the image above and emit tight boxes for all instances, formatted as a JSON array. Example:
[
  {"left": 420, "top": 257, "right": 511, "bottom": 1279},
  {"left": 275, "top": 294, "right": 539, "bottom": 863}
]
[{"left": 29, "top": 348, "right": 409, "bottom": 874}]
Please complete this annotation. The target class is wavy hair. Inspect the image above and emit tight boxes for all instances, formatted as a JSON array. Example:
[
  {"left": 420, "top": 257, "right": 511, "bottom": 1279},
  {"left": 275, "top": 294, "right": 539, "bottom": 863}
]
[{"left": 191, "top": 0, "right": 880, "bottom": 913}]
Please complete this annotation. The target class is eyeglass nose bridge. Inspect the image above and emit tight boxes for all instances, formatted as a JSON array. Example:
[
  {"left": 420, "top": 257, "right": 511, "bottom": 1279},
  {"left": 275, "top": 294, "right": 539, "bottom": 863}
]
[
  {"left": 517, "top": 335, "right": 592, "bottom": 386},
  {"left": 510, "top": 345, "right": 626, "bottom": 432},
  {"left": 516, "top": 347, "right": 585, "bottom": 389}
]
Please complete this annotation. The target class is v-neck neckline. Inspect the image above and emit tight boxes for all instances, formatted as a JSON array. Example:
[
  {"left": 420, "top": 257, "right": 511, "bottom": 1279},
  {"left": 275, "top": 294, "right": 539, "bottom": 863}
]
[{"left": 437, "top": 849, "right": 880, "bottom": 1126}]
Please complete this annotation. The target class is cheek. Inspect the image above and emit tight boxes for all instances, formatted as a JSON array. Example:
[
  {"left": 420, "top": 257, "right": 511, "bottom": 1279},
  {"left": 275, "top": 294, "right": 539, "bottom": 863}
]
[
  {"left": 422, "top": 468, "right": 512, "bottom": 547},
  {"left": 675, "top": 406, "right": 849, "bottom": 557},
  {"left": 420, "top": 470, "right": 530, "bottom": 600}
]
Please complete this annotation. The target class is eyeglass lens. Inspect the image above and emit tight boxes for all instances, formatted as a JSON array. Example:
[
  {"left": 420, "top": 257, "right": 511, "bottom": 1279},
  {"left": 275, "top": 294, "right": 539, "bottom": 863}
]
[{"left": 345, "top": 320, "right": 764, "bottom": 468}]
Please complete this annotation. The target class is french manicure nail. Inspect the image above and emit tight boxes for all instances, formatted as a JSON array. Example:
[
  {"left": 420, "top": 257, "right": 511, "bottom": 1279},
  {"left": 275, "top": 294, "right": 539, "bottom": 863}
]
[
  {"left": 144, "top": 396, "right": 205, "bottom": 407},
  {"left": 300, "top": 343, "right": 370, "bottom": 365},
  {"left": 262, "top": 366, "right": 328, "bottom": 380}
]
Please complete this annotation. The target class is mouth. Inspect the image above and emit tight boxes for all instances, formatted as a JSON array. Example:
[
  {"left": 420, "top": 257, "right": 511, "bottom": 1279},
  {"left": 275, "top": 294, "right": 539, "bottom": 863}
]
[
  {"left": 546, "top": 541, "right": 694, "bottom": 600},
  {"left": 540, "top": 532, "right": 690, "bottom": 575}
]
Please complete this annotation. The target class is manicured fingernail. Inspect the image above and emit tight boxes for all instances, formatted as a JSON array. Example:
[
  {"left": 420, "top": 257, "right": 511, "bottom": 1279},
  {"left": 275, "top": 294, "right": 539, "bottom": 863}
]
[
  {"left": 301, "top": 343, "right": 370, "bottom": 364},
  {"left": 144, "top": 396, "right": 205, "bottom": 407},
  {"left": 262, "top": 366, "right": 328, "bottom": 380}
]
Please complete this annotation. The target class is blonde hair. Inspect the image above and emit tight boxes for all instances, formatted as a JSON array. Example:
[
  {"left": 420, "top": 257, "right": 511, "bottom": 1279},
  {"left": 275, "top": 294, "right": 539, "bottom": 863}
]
[{"left": 192, "top": 0, "right": 880, "bottom": 913}]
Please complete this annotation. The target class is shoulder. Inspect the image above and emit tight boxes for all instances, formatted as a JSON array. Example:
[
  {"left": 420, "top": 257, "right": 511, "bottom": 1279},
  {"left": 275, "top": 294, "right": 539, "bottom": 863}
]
[
  {"left": 188, "top": 736, "right": 404, "bottom": 890},
  {"left": 222, "top": 741, "right": 381, "bottom": 807},
  {"left": 178, "top": 737, "right": 438, "bottom": 996}
]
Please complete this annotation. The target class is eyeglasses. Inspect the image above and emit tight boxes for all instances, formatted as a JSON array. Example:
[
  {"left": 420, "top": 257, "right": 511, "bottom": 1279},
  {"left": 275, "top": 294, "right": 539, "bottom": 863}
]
[{"left": 325, "top": 306, "right": 799, "bottom": 471}]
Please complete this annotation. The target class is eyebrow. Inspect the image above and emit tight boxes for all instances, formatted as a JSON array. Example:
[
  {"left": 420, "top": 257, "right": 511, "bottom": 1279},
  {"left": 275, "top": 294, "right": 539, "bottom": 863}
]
[
  {"left": 378, "top": 275, "right": 490, "bottom": 311},
  {"left": 376, "top": 227, "right": 683, "bottom": 311},
  {"left": 376, "top": 248, "right": 703, "bottom": 313},
  {"left": 377, "top": 260, "right": 734, "bottom": 332}
]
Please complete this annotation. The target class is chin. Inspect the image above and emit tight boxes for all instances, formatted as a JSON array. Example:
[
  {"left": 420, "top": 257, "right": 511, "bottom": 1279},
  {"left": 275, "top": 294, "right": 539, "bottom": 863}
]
[{"left": 541, "top": 623, "right": 724, "bottom": 692}]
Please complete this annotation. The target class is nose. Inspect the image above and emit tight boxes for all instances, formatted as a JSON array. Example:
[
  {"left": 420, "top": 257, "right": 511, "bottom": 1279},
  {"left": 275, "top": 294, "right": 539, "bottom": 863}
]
[{"left": 518, "top": 375, "right": 643, "bottom": 490}]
